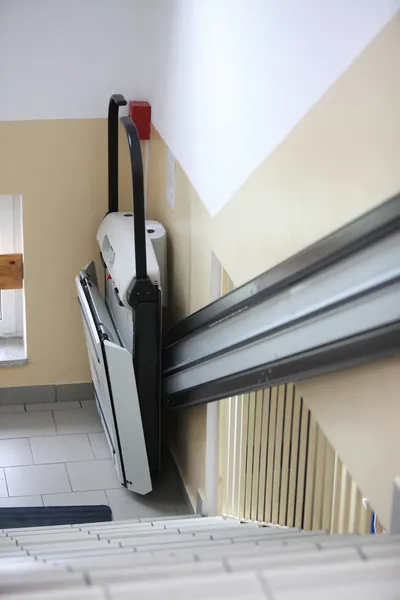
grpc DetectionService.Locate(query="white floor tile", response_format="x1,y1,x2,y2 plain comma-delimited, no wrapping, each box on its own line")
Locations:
5,464,71,496
54,407,103,434
0,412,56,439
43,490,109,507
89,433,112,460
30,434,94,464
66,460,120,491
105,488,179,521
0,468,8,497
0,405,25,414
25,401,81,412
0,439,33,467
0,495,43,507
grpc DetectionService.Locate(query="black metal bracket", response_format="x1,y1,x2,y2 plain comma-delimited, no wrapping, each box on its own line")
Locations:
128,278,159,309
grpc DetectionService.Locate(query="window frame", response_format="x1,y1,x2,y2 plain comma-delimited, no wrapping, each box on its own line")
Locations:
0,195,18,335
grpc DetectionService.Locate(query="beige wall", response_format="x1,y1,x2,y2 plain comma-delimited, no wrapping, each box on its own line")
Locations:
0,119,135,386
147,14,400,518
147,128,213,506
212,14,400,286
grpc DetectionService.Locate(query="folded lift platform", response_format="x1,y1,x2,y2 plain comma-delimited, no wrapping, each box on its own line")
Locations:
77,94,400,496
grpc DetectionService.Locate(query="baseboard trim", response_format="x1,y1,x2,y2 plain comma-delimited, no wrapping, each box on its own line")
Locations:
56,383,95,402
0,383,94,405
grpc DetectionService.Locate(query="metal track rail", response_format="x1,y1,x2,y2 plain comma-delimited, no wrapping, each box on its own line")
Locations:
163,194,400,409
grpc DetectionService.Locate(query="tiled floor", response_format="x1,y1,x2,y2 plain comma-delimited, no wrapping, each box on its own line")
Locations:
0,400,190,520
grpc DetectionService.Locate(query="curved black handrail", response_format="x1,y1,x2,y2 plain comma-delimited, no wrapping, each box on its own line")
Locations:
108,94,127,214
120,115,147,281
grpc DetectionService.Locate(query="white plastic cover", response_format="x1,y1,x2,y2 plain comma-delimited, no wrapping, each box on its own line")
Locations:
146,219,167,307
97,212,160,309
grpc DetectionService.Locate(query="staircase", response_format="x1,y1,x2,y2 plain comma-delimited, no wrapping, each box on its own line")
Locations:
1,515,400,598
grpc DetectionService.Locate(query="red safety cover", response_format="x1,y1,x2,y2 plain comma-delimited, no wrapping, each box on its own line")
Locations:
129,101,151,140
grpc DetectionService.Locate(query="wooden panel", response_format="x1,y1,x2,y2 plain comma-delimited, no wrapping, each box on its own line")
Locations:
218,398,228,515
250,389,264,520
321,442,336,531
352,487,363,534
271,385,285,523
232,395,243,517
312,426,327,530
0,253,23,289
264,386,278,523
257,388,270,522
279,384,293,525
348,479,358,533
342,468,353,533
226,397,236,516
238,393,250,519
338,466,352,533
294,399,308,528
244,392,256,519
331,456,342,533
287,387,301,527
302,414,317,530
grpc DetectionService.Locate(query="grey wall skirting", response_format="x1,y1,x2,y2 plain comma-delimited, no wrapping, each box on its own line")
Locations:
0,383,94,405
168,448,195,515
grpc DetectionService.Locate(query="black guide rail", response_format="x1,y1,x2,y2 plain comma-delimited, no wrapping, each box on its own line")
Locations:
108,94,127,214
163,193,400,410
166,324,400,409
164,193,400,349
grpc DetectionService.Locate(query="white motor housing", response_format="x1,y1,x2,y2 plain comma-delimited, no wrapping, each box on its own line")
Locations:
97,212,167,309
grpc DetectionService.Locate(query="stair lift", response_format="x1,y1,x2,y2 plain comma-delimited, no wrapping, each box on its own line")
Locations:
76,95,165,494
76,94,400,496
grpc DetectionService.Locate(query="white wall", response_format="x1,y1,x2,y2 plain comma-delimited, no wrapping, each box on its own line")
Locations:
1,0,398,215
147,0,399,215
0,0,148,121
